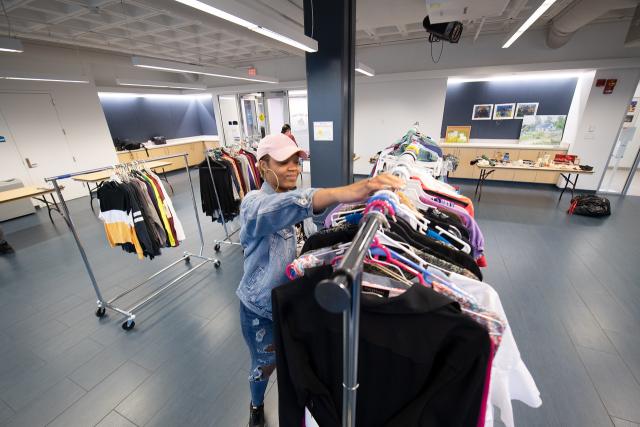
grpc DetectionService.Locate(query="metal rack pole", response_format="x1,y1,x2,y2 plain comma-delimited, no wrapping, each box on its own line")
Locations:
314,212,385,427
204,148,242,252
50,179,105,306
45,153,221,331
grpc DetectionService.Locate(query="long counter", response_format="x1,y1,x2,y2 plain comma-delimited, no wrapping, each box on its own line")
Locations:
441,142,570,150
442,145,570,184
115,135,220,172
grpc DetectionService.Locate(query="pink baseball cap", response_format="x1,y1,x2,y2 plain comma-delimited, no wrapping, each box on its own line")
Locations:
257,133,308,162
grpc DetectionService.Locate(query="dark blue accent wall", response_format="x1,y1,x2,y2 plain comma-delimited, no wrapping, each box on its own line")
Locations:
440,78,578,140
99,95,217,142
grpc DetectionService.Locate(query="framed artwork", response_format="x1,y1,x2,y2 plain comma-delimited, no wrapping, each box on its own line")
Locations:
515,102,539,118
493,103,515,120
519,115,567,145
628,99,637,113
471,104,493,120
445,125,471,143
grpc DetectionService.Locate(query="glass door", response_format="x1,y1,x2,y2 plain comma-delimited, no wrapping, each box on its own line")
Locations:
599,96,640,194
622,148,640,196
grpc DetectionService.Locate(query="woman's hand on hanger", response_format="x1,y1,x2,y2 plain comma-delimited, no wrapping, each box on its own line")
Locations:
312,173,405,213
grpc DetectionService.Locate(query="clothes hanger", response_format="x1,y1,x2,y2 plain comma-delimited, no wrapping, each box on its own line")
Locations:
330,204,366,226
434,225,471,254
364,262,413,287
366,249,408,279
368,240,427,286
373,190,466,251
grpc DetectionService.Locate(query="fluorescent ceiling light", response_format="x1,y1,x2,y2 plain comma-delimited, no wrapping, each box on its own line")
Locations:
0,36,23,53
502,0,558,48
98,92,210,99
1,76,88,83
132,56,278,84
173,0,317,53
355,62,375,77
252,26,316,53
448,71,585,84
116,78,206,90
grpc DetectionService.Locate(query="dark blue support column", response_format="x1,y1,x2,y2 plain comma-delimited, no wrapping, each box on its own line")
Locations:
304,0,356,187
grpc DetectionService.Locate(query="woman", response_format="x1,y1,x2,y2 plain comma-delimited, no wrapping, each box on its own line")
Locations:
238,133,403,427
281,123,297,145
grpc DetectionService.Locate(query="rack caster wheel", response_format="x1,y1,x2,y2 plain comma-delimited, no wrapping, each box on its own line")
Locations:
214,243,221,252
95,307,106,318
185,256,191,264
214,260,221,269
122,320,135,330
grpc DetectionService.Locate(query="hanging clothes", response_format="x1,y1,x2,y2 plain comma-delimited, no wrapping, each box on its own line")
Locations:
97,168,184,259
273,265,491,427
199,156,240,222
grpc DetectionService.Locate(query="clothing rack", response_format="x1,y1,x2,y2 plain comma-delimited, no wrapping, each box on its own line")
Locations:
204,147,243,252
314,210,388,427
45,153,221,331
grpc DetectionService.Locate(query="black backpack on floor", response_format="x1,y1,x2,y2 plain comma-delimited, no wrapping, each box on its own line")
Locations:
568,195,611,217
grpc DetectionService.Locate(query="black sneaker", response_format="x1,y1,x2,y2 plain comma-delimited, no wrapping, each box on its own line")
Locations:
0,242,14,255
249,403,265,427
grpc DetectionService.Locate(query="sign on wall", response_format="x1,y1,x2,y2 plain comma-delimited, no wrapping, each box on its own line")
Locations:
313,121,333,141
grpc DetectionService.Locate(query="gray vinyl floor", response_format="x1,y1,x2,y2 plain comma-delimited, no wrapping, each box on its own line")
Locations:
0,171,639,427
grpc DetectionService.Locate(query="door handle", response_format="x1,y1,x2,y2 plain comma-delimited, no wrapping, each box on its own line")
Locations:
25,158,38,168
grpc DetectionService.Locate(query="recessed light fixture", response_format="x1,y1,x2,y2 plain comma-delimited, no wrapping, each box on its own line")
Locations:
173,0,318,53
132,56,279,84
355,62,375,77
1,76,88,83
448,71,586,84
98,92,212,99
0,36,23,53
116,78,207,90
502,0,559,48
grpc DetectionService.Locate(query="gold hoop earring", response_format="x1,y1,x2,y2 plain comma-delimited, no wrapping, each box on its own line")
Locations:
265,168,280,192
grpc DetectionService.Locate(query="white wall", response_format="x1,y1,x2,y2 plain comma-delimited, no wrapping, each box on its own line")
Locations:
353,77,448,174
0,80,116,200
570,68,640,190
0,42,122,200
563,71,595,146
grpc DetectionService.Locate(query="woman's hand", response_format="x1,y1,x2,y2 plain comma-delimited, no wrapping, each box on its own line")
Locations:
312,173,405,212
337,173,405,203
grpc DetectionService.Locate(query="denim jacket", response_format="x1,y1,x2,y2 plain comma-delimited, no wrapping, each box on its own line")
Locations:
237,182,320,319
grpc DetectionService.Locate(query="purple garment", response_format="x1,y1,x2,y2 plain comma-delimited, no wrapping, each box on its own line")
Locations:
420,195,485,260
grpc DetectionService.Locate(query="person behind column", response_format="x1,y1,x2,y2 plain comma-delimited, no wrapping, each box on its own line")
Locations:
0,225,14,254
238,133,403,427
281,123,297,146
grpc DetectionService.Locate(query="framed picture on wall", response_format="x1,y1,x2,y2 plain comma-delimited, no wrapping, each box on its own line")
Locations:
445,126,472,143
519,115,567,145
515,102,539,118
471,104,493,120
493,103,516,120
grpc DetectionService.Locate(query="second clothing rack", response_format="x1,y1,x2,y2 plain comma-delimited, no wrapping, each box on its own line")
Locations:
45,153,220,331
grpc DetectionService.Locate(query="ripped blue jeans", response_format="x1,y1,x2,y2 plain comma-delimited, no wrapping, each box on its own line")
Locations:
240,302,276,406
